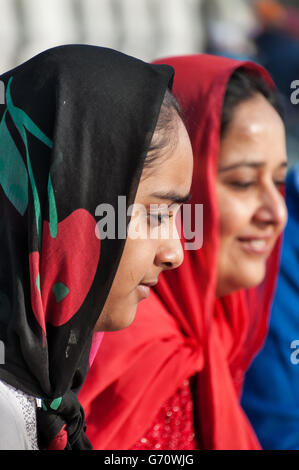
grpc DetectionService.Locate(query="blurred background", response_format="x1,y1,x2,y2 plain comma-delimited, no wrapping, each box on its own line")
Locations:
0,0,298,166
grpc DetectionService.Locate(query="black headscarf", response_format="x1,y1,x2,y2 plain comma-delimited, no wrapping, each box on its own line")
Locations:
0,44,173,449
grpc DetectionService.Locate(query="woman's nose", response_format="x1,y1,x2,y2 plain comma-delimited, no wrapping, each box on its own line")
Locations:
255,184,287,229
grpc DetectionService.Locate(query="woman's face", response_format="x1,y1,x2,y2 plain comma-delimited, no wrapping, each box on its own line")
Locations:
216,93,288,297
94,116,193,331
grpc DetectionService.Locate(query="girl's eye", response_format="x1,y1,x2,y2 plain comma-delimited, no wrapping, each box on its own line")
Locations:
148,212,172,227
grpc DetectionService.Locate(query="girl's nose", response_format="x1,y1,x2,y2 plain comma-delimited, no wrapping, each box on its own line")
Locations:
155,235,184,271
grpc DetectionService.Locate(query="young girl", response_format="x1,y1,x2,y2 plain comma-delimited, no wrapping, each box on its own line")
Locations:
0,44,193,450
79,54,288,450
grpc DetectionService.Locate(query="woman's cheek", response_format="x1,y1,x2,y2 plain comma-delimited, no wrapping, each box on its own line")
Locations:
218,194,250,238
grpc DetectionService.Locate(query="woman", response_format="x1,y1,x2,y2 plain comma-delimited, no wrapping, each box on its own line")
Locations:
79,54,288,450
0,45,193,450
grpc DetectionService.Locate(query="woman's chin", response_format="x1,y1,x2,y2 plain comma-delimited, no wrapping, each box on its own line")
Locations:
217,263,267,297
242,262,267,288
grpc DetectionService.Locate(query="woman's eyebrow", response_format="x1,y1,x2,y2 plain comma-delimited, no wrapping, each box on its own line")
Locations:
150,191,192,204
218,161,288,172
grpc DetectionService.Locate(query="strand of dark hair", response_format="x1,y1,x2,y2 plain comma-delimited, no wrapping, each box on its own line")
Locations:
221,67,284,138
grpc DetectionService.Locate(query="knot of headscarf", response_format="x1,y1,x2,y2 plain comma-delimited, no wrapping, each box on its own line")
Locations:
37,390,92,450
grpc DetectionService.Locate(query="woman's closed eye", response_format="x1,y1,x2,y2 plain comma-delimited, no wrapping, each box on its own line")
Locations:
228,179,286,190
229,181,256,189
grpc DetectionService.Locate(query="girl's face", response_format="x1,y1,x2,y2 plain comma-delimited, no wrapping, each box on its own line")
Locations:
94,116,193,331
216,93,288,297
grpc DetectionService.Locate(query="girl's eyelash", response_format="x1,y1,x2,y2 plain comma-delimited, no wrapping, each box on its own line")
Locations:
148,212,173,225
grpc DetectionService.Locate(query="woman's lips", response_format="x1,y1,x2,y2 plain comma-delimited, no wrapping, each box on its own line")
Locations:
237,236,273,255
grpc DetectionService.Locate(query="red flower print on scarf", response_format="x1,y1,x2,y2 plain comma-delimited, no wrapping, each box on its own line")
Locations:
29,208,101,333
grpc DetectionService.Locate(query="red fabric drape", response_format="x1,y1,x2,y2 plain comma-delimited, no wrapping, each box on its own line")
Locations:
79,54,283,450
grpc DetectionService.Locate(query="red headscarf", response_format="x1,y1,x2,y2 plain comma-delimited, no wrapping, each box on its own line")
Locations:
79,55,283,450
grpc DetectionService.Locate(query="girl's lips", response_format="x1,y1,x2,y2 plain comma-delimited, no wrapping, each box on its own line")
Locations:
136,284,150,299
237,237,273,255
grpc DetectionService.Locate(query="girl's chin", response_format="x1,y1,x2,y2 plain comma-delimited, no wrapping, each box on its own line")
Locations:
94,303,138,332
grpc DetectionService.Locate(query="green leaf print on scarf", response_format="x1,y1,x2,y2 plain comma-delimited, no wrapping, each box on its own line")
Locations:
52,282,70,303
0,110,28,215
3,77,58,246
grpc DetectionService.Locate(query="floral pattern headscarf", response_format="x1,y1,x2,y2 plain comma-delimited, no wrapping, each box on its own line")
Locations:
0,44,173,449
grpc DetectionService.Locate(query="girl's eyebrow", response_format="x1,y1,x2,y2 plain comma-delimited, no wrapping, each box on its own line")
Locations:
150,191,192,204
218,161,288,172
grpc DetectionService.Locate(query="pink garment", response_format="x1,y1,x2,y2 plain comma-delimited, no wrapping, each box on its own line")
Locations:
89,332,104,367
